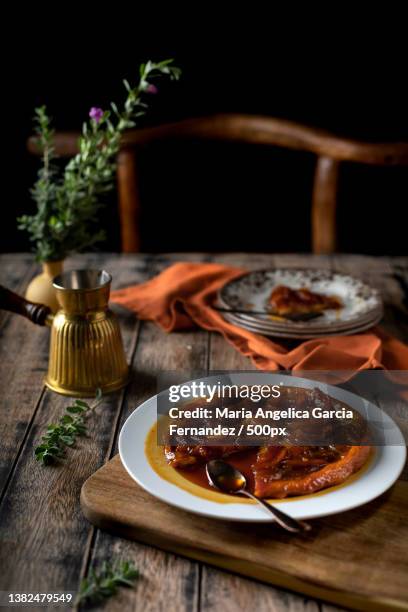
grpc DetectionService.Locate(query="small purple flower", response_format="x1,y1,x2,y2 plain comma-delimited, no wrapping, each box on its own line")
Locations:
146,83,158,95
89,107,104,123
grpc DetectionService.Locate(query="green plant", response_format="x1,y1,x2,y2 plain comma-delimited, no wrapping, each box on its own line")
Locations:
19,60,181,262
77,560,139,606
34,389,103,465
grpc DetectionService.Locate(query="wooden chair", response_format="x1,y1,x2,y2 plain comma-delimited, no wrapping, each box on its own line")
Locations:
28,114,408,254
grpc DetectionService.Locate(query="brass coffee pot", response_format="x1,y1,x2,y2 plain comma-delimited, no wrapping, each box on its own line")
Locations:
0,270,129,396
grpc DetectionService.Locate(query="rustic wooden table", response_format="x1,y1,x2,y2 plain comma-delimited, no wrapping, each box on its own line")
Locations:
1,252,407,612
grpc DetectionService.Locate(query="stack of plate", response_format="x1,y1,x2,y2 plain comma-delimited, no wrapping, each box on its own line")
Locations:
218,269,383,339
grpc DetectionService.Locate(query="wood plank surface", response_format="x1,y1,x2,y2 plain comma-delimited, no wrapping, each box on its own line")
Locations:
84,253,209,612
0,254,145,595
0,253,407,612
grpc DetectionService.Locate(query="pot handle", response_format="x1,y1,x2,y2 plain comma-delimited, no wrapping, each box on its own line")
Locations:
0,285,52,326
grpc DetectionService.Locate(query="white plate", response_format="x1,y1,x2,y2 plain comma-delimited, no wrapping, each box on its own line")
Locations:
119,373,406,523
222,311,383,339
223,305,383,332
219,269,383,331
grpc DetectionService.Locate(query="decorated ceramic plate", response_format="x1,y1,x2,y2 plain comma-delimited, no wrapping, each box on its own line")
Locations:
218,269,383,330
222,311,383,339
119,373,405,523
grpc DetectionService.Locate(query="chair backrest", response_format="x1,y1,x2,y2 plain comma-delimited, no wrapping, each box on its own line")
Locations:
28,114,408,254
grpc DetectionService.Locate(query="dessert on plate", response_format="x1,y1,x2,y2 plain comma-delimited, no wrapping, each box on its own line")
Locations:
269,285,343,318
164,386,370,499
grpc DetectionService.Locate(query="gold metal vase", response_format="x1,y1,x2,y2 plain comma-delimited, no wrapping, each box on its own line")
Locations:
0,269,129,397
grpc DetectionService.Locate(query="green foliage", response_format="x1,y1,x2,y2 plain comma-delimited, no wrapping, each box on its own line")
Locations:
19,60,181,262
34,389,102,465
77,560,139,605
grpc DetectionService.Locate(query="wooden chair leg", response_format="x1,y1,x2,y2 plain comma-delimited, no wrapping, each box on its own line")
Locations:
312,156,339,254
117,148,142,253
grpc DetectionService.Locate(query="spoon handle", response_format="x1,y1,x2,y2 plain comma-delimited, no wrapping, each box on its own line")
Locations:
239,490,311,533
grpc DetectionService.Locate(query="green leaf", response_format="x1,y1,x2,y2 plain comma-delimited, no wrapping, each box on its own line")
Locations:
61,415,73,424
67,405,85,414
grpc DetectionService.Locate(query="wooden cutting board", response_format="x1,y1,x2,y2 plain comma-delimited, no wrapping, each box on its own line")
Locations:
81,455,408,612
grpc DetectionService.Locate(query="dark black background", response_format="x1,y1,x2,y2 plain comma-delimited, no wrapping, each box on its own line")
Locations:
3,10,408,255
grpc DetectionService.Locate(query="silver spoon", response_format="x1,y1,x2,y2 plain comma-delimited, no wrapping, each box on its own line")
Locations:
206,459,311,533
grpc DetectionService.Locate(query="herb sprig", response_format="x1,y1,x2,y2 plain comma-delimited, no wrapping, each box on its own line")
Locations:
77,560,139,606
19,59,181,262
35,389,103,465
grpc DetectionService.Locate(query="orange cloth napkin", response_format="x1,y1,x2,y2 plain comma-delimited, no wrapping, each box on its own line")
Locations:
111,262,408,372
